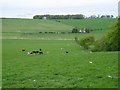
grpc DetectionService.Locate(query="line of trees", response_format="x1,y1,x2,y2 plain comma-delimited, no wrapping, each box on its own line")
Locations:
33,14,114,20
33,14,85,19
88,15,114,18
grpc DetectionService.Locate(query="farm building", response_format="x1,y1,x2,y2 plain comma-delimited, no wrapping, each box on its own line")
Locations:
43,16,47,20
79,28,90,33
79,28,87,33
72,28,90,33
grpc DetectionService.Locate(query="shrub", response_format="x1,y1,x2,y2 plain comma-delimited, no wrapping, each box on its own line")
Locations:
94,17,120,51
75,36,79,44
72,27,79,33
79,35,95,49
94,37,108,51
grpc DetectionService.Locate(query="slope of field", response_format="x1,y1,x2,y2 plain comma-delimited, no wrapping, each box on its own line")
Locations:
2,18,116,33
2,39,118,88
2,18,117,40
59,18,116,32
2,18,73,32
2,18,118,88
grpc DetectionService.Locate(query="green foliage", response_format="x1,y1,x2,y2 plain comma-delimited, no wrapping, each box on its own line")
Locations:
94,17,120,51
74,36,80,44
79,35,95,49
106,28,118,51
93,37,107,52
72,27,79,33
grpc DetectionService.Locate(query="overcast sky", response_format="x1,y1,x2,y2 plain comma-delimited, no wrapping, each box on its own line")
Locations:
0,0,119,18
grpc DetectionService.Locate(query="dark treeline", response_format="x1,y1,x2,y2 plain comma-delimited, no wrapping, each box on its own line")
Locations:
33,14,115,19
33,14,85,19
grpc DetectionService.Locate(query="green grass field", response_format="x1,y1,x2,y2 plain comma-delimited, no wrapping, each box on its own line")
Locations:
59,18,116,31
2,18,73,32
2,18,118,88
2,39,118,88
2,18,116,40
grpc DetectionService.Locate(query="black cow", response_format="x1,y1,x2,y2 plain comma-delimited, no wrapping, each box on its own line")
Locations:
32,51,39,54
39,51,43,54
22,48,25,52
30,52,33,54
29,49,43,55
66,51,69,53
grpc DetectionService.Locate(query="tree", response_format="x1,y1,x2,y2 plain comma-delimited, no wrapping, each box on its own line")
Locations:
79,35,95,49
33,14,85,19
75,37,79,44
94,17,120,51
72,27,79,33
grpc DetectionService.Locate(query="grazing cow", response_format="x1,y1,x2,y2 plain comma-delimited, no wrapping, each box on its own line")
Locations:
22,48,25,52
31,50,40,55
27,49,43,56
27,51,38,55
27,52,30,55
66,51,69,53
39,51,43,54
27,52,33,55
36,51,39,53
33,51,39,54
30,52,33,55
32,51,36,53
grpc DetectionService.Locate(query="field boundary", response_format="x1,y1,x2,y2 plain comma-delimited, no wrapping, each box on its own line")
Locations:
2,37,74,40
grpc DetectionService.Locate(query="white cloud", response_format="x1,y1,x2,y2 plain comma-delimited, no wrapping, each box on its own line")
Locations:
0,0,119,18
1,0,118,8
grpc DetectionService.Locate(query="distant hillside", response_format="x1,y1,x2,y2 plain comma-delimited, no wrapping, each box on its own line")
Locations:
2,18,73,33
59,18,116,32
2,18,116,33
2,18,117,40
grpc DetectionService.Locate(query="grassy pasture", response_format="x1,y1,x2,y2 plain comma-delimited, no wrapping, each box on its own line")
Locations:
59,18,116,32
2,18,116,41
2,18,73,32
2,18,118,88
2,32,104,41
2,39,118,88
2,18,116,33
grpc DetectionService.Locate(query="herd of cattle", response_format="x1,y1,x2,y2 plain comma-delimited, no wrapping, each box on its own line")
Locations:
22,48,69,55
22,48,43,55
